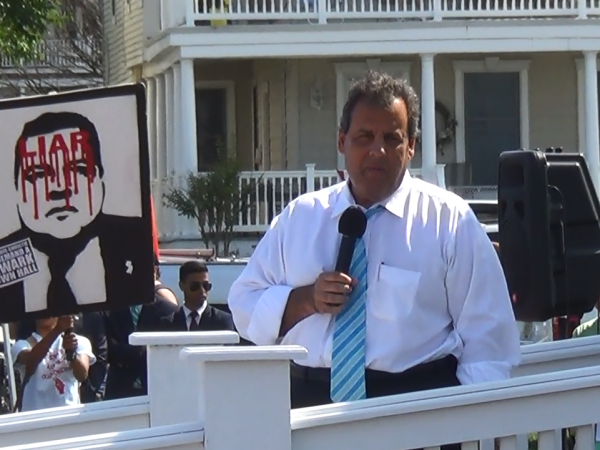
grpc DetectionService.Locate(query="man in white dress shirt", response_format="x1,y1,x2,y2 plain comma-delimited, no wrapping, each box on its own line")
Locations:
228,71,521,414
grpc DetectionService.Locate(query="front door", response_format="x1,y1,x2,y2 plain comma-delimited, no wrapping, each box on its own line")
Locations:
464,72,521,186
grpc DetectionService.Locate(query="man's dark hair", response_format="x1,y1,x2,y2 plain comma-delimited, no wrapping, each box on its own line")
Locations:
14,111,104,185
179,260,208,283
339,71,421,141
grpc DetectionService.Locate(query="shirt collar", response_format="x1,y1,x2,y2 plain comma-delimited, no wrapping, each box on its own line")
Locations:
183,303,208,320
331,171,414,220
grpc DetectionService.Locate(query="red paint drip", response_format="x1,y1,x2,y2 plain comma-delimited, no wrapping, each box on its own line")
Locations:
18,130,97,220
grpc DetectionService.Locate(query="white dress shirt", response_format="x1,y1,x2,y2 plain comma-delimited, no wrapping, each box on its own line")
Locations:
182,303,207,330
228,174,521,385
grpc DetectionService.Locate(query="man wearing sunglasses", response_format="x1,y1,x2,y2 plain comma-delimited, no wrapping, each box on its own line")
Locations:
158,261,235,332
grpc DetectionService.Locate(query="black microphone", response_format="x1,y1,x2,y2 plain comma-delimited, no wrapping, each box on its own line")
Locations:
335,206,368,274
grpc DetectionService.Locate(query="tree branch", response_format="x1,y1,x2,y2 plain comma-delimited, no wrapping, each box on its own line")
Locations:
0,0,104,96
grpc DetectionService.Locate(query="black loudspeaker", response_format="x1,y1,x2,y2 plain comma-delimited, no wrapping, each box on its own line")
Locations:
498,148,600,322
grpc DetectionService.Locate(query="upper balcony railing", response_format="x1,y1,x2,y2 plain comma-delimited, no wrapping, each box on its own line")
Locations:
0,39,98,69
176,0,600,25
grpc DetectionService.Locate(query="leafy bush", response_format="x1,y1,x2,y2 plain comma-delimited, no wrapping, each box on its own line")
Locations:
163,145,259,257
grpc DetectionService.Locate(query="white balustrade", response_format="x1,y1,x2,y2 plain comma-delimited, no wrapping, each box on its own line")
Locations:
0,396,149,448
0,331,237,446
8,342,600,450
153,163,447,238
168,0,600,27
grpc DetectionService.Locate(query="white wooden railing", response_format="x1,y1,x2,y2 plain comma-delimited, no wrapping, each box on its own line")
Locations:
0,39,98,69
168,0,600,26
152,163,447,240
6,334,600,450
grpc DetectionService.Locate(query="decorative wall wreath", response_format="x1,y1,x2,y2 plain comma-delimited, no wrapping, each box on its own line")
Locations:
418,101,458,156
434,101,457,155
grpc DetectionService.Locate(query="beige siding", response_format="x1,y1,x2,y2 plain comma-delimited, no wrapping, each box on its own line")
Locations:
281,53,579,170
103,0,145,85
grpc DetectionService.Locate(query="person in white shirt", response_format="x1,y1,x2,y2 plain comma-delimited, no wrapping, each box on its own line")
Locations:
228,71,521,415
12,315,95,412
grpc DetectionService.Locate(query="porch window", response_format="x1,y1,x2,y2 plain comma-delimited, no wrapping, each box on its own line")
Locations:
464,72,521,186
195,87,228,171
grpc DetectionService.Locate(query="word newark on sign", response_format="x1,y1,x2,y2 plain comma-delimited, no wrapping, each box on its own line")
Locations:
0,239,39,286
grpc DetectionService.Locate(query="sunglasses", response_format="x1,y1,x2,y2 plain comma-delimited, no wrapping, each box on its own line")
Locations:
189,281,212,292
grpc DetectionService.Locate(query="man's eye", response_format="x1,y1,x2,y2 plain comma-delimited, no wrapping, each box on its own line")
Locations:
25,168,45,183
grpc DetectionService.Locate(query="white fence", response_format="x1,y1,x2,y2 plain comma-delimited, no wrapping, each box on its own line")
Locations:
157,0,600,28
3,333,600,450
152,163,447,240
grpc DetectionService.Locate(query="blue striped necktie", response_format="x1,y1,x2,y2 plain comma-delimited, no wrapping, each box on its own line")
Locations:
330,205,383,403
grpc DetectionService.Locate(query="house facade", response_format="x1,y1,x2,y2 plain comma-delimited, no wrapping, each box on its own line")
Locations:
104,0,600,249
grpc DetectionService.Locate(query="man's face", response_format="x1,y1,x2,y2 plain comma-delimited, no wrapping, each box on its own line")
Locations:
338,98,415,206
16,127,103,239
180,271,211,305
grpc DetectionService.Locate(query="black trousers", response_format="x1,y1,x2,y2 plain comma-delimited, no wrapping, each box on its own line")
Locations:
290,354,461,450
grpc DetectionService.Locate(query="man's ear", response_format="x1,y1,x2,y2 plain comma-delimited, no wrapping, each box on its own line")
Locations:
178,281,184,292
337,130,346,156
407,136,416,160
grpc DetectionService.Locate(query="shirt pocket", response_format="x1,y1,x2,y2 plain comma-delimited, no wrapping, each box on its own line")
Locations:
370,263,422,321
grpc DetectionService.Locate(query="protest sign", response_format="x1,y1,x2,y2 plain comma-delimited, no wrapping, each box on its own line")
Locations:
0,84,154,323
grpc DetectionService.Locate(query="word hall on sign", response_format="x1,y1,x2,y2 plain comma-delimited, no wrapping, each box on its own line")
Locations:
0,238,39,287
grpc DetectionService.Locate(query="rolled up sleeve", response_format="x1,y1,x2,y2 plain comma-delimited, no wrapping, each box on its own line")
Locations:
445,208,521,385
228,210,294,346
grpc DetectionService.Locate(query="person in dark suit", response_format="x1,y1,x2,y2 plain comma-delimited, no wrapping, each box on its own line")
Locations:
137,255,180,332
158,261,235,332
0,111,154,323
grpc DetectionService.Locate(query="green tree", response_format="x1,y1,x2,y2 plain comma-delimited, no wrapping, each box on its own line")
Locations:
164,146,260,257
0,0,64,60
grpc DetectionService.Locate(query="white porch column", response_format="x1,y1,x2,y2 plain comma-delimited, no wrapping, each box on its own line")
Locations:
173,63,182,173
179,58,198,173
146,77,157,181
583,51,600,195
164,68,179,238
155,74,168,238
420,54,438,185
156,74,166,178
165,68,175,175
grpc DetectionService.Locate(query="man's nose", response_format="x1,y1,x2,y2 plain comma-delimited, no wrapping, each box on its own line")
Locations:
48,187,72,201
368,139,387,157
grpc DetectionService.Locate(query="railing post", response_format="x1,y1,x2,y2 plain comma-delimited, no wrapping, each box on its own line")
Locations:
129,331,239,427
186,0,196,25
180,345,307,450
317,0,328,23
433,0,442,21
436,164,446,189
577,0,587,19
306,163,316,193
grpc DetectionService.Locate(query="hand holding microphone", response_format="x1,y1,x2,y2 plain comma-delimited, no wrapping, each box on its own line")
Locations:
56,316,77,362
311,206,368,315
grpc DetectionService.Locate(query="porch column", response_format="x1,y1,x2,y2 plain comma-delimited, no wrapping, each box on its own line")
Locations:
165,68,175,175
583,51,600,195
164,68,179,238
420,53,438,185
146,77,157,181
156,74,166,178
173,63,182,173
155,74,168,239
179,58,198,173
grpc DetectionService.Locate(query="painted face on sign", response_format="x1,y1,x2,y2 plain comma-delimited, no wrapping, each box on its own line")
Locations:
16,127,104,239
